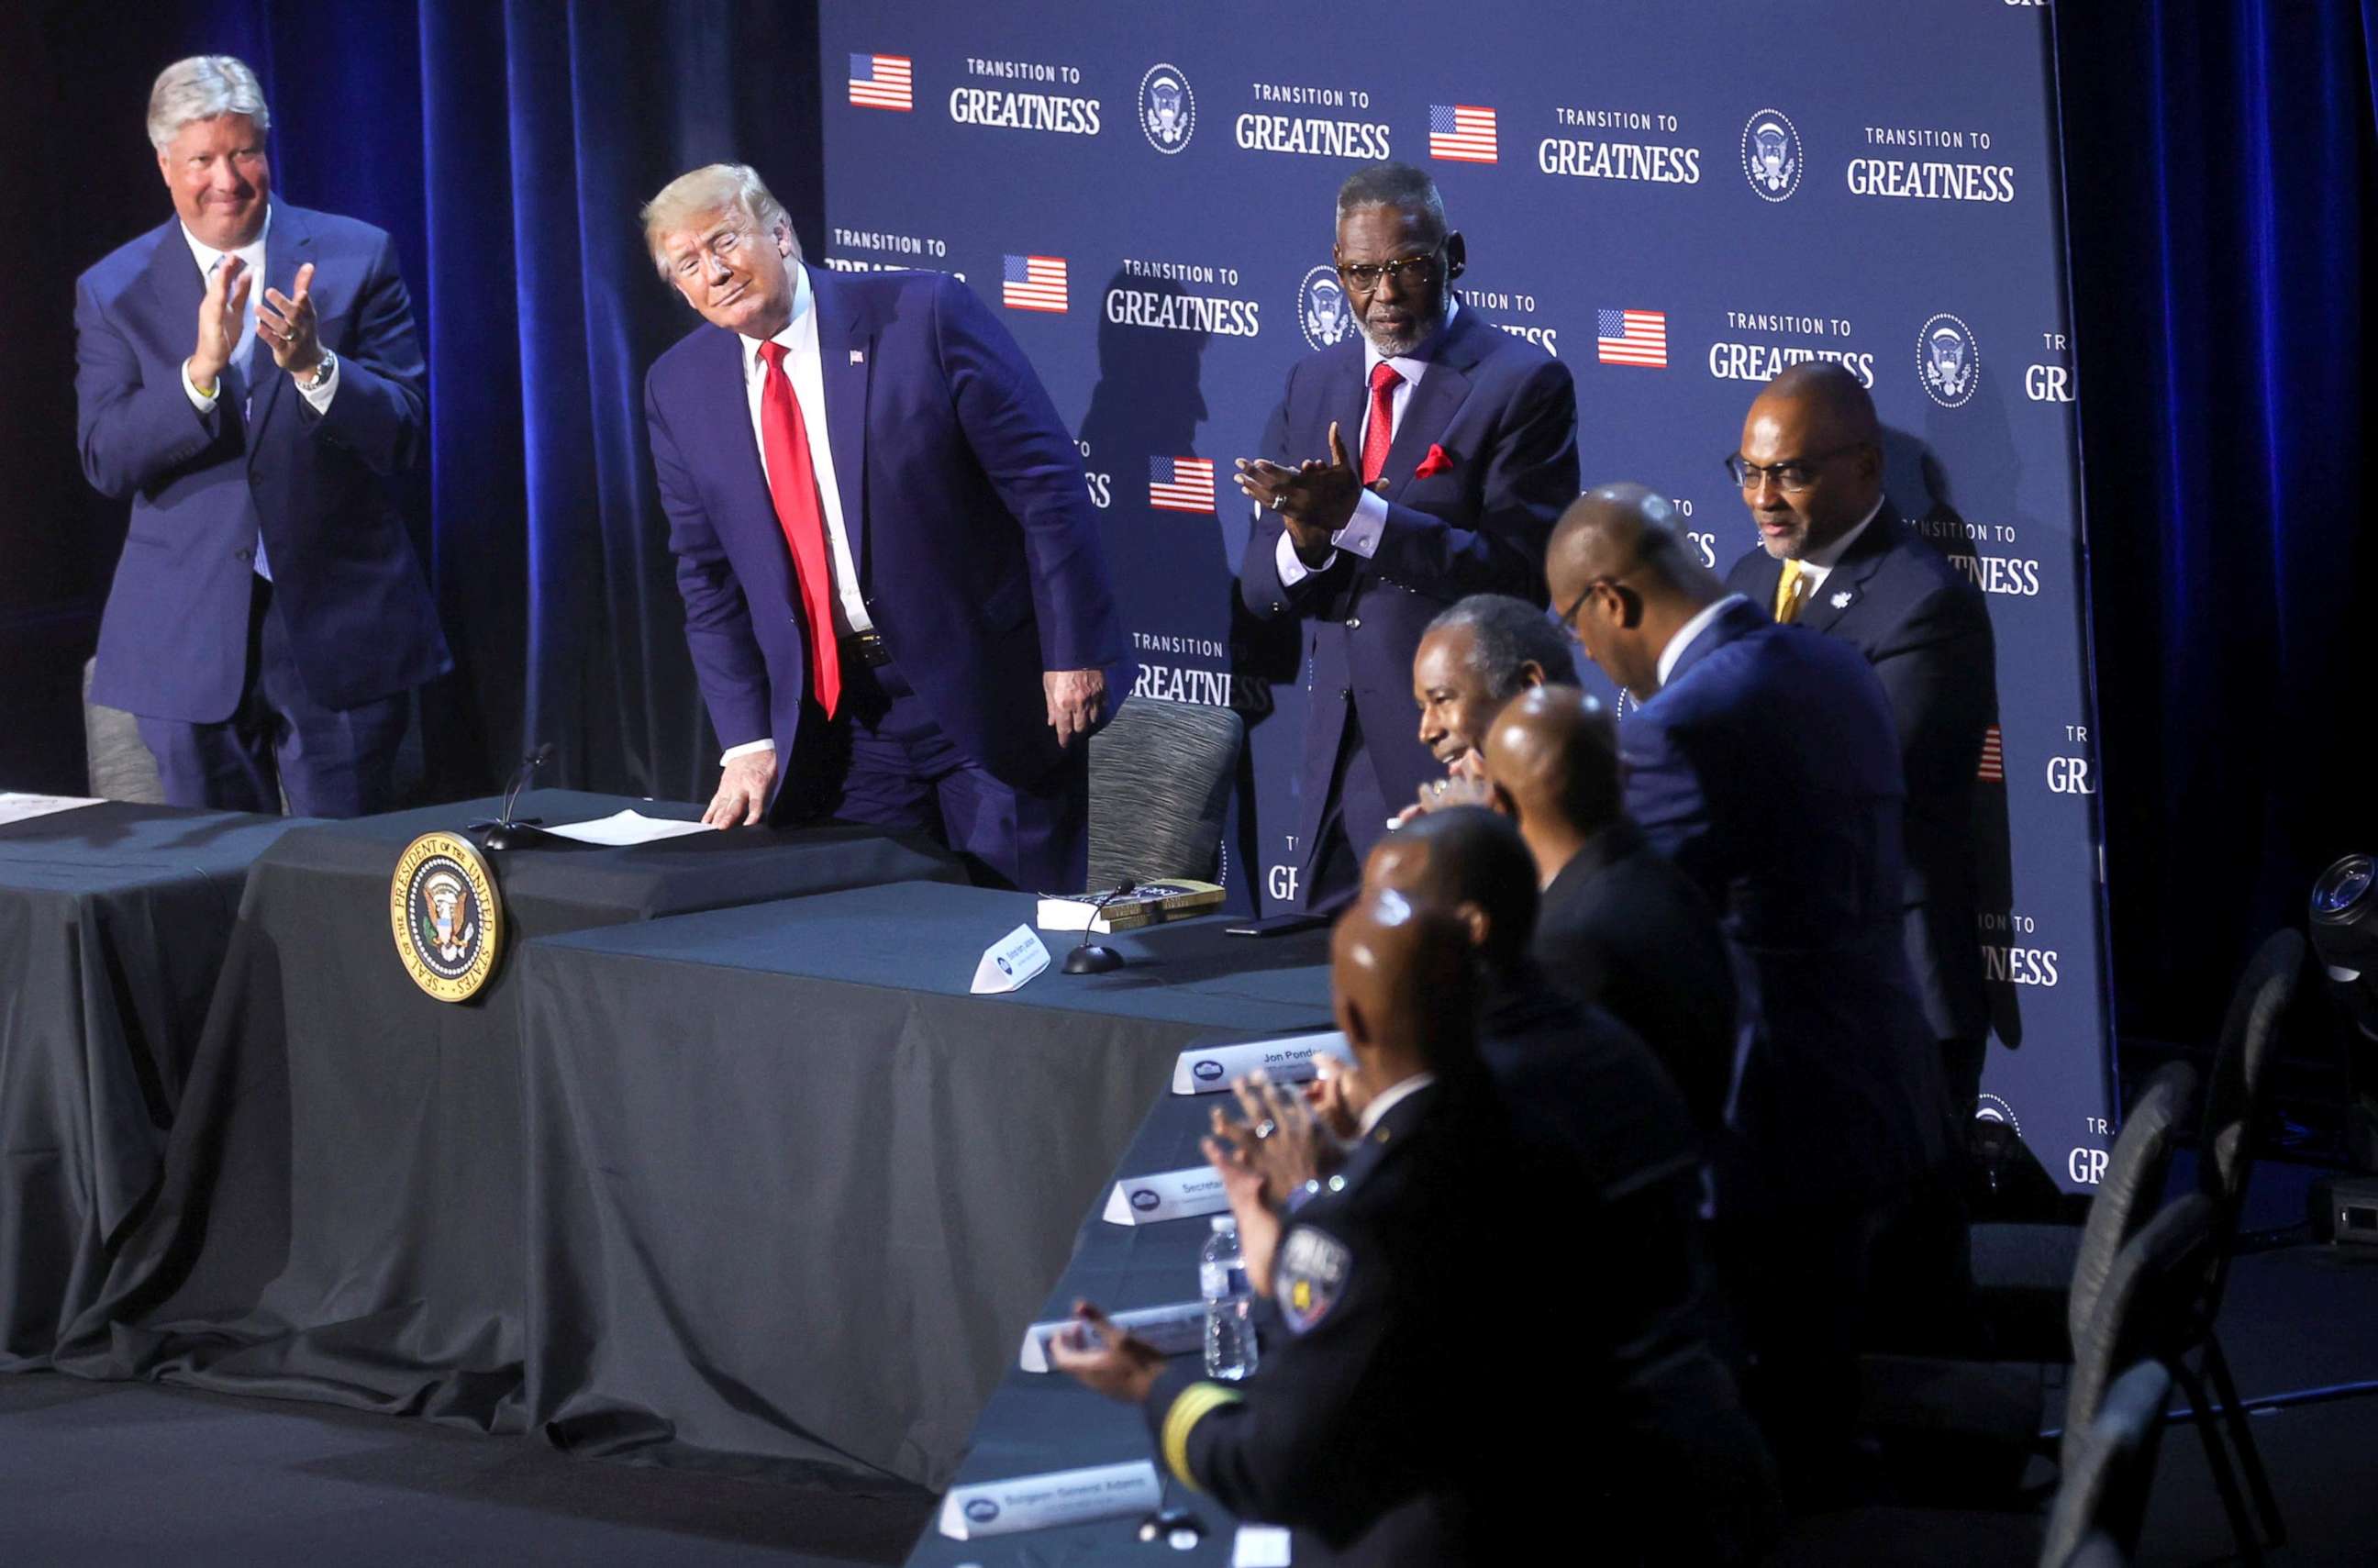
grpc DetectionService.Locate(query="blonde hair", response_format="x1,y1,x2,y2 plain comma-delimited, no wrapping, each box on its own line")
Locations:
149,55,270,150
639,163,793,277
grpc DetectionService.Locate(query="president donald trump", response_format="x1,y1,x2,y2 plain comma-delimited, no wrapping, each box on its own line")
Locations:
640,164,1124,888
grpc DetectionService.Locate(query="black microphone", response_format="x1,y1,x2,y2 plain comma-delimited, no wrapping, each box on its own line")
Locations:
1063,878,1137,974
498,743,554,828
472,743,567,851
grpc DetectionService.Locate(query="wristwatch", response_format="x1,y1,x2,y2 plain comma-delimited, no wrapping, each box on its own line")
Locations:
302,348,337,388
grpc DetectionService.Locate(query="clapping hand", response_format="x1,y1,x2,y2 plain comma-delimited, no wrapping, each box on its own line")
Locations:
257,261,325,380
1234,421,1364,562
187,254,251,393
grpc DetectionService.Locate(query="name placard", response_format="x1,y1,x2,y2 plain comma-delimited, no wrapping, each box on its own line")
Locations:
1103,1165,1230,1226
937,1459,1163,1540
1018,1299,1206,1372
971,923,1050,995
1171,1030,1350,1095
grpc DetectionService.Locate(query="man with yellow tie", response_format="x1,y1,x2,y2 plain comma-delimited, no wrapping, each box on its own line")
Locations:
1721,363,1999,1116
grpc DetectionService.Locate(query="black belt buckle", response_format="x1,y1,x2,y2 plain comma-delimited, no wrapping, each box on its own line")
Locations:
843,629,892,668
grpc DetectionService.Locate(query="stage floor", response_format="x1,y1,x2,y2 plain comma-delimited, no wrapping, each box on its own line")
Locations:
3,1219,2372,1567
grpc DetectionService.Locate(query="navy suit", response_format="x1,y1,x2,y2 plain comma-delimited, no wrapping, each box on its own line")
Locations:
74,205,447,813
1239,306,1575,908
644,265,1124,886
1624,597,1970,1495
1725,505,1996,1106
1622,597,1954,1208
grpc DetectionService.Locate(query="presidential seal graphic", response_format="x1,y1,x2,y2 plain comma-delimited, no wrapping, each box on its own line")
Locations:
1297,263,1355,352
1976,1093,2022,1138
391,831,504,1002
1917,312,1980,407
1139,63,1195,153
1741,109,1802,201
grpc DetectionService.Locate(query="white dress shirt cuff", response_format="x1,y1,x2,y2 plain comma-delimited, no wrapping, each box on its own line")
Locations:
1334,490,1389,559
1273,525,1336,586
719,740,776,765
297,356,339,412
183,361,222,413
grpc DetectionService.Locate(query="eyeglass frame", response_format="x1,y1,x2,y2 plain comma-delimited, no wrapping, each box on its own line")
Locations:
1559,571,1638,634
1334,246,1446,295
1721,440,1872,495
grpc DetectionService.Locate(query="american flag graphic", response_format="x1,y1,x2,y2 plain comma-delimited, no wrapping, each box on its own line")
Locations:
1595,309,1668,368
1002,254,1068,313
1977,723,2006,783
1148,456,1216,513
1428,105,1498,163
847,54,913,111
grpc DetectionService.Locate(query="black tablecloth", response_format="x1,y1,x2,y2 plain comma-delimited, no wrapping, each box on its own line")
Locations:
903,1082,1249,1565
515,882,1332,1488
0,803,303,1370
53,791,961,1430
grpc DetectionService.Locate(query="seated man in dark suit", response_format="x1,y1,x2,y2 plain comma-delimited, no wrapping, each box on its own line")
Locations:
1357,808,1779,1564
1547,482,1967,1504
1724,362,1997,1115
1387,592,1575,826
1052,893,1535,1562
1474,684,1740,1133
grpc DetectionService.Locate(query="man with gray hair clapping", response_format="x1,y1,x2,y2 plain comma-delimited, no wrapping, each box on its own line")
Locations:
75,55,447,816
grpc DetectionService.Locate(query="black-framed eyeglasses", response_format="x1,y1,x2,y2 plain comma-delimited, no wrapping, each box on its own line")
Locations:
1336,250,1441,293
1722,442,1866,494
1559,576,1624,632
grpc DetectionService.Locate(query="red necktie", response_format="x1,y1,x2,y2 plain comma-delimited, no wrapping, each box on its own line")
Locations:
756,341,842,718
1361,361,1401,485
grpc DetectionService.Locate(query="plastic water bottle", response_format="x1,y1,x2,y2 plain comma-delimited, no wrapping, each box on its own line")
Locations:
1200,1216,1259,1380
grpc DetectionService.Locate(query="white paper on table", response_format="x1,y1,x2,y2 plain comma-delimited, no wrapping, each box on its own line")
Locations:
540,809,718,846
0,793,104,826
1234,1525,1295,1566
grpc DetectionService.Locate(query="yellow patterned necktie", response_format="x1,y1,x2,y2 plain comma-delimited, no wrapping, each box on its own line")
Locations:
1774,558,1806,624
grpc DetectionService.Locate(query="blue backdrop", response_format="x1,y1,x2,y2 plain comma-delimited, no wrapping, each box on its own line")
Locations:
817,0,2115,1183
9,2,2373,1170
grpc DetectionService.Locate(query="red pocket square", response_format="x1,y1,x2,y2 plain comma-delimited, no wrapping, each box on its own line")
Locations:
1414,443,1454,480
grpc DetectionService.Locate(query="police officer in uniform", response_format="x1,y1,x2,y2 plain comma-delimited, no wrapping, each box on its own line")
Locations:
1053,892,1530,1562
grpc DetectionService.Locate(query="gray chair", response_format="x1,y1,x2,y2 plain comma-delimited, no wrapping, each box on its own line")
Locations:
81,656,166,803
1972,1062,2199,1360
2174,928,2304,1559
2039,1361,2172,1568
1083,697,1242,892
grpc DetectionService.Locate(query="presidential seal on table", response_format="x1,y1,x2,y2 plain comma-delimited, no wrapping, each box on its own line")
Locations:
391,830,504,1001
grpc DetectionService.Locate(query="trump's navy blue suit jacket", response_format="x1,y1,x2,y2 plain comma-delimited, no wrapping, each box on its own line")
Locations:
74,205,448,721
1239,306,1576,891
1623,597,1955,1209
643,265,1125,793
1725,504,1995,1045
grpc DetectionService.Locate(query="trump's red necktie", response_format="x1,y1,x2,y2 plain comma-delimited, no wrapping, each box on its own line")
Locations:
1361,361,1401,485
756,341,841,717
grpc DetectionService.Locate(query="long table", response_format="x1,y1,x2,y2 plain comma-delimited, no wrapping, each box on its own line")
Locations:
0,803,304,1369
52,792,961,1432
514,882,1333,1488
903,1079,1255,1565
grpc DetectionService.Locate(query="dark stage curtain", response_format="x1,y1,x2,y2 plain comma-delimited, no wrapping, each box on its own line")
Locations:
2056,2,2378,1048
7,0,822,804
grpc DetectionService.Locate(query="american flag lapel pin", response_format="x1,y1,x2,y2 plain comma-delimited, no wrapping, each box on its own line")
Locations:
850,349,866,365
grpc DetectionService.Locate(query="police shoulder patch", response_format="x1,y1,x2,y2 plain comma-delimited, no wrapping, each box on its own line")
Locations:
1275,1224,1353,1335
